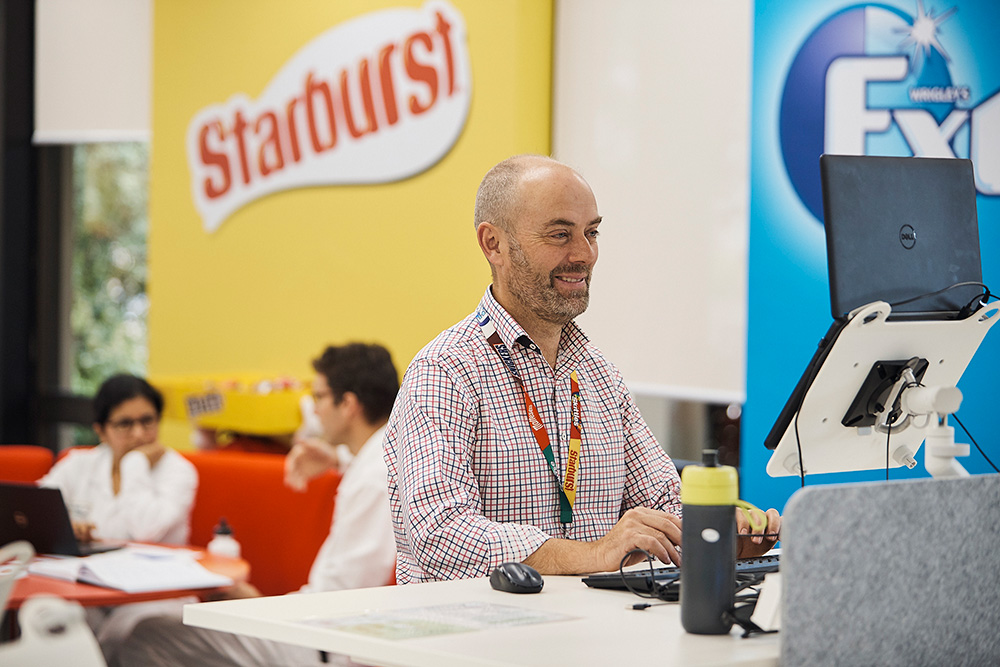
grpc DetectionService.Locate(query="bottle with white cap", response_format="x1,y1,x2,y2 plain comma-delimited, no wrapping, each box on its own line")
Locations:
206,517,241,559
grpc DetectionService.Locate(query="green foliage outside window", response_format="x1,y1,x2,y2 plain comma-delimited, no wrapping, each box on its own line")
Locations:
70,143,150,398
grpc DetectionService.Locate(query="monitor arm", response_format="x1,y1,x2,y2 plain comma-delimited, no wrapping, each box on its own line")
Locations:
896,369,970,478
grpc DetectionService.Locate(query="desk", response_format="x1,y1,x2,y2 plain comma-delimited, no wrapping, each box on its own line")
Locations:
7,549,249,610
184,575,779,667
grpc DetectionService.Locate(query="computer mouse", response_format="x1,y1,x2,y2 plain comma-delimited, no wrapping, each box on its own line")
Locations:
489,562,544,594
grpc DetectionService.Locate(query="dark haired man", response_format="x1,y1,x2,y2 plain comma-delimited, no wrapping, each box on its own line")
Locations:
384,155,780,584
119,343,400,667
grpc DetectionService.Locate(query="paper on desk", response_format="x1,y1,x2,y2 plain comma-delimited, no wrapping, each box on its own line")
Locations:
294,602,576,640
28,547,233,593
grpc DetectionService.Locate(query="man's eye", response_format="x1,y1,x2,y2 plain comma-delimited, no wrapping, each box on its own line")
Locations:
587,230,600,239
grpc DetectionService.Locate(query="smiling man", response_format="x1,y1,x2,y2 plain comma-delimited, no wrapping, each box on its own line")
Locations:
384,155,780,584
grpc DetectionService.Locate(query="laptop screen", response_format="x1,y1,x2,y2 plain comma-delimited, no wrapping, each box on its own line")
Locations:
0,482,122,556
821,154,983,319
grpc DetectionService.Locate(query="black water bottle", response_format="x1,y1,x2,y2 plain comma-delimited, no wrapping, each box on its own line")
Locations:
680,449,737,634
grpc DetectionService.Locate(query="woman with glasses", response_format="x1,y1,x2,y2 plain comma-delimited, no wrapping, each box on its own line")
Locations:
38,374,199,662
39,374,197,546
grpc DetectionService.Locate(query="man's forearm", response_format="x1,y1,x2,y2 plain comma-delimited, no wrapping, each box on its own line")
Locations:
522,537,601,575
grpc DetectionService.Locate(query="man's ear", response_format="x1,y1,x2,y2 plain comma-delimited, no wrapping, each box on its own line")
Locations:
477,221,504,267
339,391,362,418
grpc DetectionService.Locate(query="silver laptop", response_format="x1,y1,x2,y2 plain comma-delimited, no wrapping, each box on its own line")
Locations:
821,154,983,320
0,482,124,556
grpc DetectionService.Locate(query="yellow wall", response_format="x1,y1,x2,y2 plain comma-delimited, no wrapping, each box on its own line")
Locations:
149,1,552,442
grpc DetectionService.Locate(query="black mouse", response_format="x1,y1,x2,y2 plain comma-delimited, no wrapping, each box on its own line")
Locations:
489,562,544,594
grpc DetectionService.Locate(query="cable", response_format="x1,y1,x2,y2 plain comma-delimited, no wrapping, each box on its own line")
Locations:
618,549,670,601
952,413,999,473
888,281,990,309
791,324,849,488
885,417,891,481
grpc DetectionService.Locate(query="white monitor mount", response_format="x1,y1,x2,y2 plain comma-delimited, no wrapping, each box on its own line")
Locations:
850,360,969,478
766,300,998,479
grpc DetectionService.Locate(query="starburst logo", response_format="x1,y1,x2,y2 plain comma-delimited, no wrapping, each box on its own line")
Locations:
186,2,471,233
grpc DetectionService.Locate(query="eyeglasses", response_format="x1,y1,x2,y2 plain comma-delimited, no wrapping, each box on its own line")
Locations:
107,415,159,432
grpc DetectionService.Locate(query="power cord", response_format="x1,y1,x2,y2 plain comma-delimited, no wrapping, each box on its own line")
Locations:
618,549,679,603
889,281,992,312
620,549,779,638
952,413,999,473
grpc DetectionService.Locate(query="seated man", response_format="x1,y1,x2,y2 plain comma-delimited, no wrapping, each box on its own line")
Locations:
384,155,780,583
118,342,399,667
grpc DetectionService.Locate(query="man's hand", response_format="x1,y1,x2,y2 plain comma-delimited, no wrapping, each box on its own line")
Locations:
736,506,781,558
200,580,262,602
594,507,683,569
284,436,339,492
524,507,682,575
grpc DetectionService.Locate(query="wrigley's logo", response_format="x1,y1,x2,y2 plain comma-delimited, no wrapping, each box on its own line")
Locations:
187,2,471,232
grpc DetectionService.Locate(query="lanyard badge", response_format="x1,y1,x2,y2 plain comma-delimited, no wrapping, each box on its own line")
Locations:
477,309,581,523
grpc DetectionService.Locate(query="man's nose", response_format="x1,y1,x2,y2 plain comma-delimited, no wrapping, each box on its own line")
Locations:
567,233,597,264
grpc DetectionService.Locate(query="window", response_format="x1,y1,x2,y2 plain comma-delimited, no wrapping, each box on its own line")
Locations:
68,143,150,397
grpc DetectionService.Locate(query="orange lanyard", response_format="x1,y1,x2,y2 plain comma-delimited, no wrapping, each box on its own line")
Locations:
477,308,581,523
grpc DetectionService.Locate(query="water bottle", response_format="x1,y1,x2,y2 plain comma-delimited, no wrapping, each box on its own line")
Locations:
680,449,737,634
207,517,241,558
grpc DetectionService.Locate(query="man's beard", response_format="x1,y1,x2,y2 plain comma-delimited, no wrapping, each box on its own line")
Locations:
505,237,591,325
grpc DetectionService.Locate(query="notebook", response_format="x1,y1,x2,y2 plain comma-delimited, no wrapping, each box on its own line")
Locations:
821,154,983,320
0,482,124,557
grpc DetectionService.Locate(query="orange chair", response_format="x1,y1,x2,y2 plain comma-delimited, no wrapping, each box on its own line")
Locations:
181,450,340,596
0,445,55,483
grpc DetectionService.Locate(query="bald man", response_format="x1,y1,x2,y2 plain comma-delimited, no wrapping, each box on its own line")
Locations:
384,155,780,584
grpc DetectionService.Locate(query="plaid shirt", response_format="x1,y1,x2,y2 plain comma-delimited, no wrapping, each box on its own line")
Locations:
384,288,681,583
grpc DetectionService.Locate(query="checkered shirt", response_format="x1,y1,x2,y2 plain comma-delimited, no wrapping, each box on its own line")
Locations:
384,288,681,583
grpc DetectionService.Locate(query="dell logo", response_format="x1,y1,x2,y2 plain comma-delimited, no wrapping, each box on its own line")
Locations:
899,224,917,249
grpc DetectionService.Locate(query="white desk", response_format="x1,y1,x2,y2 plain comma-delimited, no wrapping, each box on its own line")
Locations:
184,574,779,667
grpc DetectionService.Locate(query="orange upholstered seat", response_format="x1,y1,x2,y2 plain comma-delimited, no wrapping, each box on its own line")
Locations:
0,445,55,483
181,450,340,596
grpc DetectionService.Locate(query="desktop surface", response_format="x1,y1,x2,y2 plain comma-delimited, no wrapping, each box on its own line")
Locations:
184,574,779,667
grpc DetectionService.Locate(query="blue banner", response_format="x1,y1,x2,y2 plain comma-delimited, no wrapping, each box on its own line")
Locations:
744,0,1000,511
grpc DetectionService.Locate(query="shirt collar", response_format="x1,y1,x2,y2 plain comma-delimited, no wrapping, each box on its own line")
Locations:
477,287,591,365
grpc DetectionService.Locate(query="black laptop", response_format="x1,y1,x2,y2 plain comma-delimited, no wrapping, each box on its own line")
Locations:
0,482,124,556
821,154,983,320
765,155,984,451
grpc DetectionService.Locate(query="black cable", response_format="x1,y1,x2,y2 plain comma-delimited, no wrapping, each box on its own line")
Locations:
952,413,1000,473
885,414,892,481
726,574,778,638
888,281,990,309
789,314,861,487
793,410,806,488
618,549,663,600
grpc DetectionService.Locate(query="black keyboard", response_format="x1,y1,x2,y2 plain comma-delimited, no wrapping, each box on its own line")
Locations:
581,554,780,594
